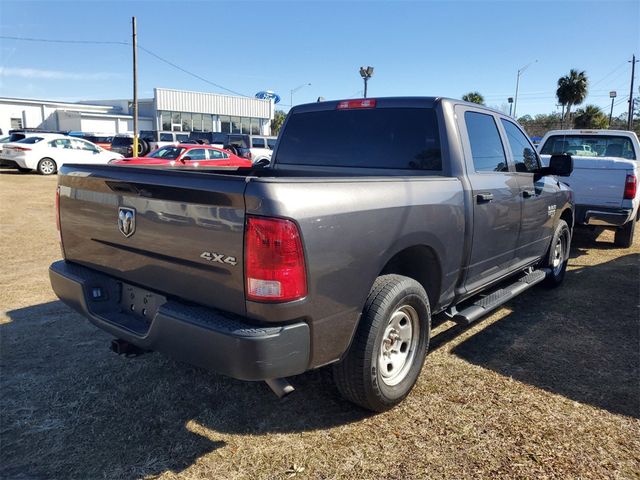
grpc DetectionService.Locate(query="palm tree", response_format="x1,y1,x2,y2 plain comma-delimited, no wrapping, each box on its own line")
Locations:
270,110,287,135
573,105,608,129
462,92,485,105
556,69,588,125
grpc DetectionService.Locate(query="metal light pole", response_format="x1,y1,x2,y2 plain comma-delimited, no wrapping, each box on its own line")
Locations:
290,83,311,109
359,66,374,98
508,97,514,116
628,54,638,130
513,60,537,118
609,91,617,128
132,16,138,156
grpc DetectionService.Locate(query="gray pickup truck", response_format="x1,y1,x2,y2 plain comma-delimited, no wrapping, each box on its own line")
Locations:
50,97,574,411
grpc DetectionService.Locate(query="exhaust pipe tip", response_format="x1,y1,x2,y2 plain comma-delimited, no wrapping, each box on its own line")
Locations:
265,378,295,399
110,338,148,357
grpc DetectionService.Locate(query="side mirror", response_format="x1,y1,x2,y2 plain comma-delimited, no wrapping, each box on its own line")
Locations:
548,153,573,176
182,156,191,161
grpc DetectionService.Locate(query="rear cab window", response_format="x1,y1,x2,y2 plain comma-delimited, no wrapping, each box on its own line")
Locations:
540,134,636,160
275,106,442,171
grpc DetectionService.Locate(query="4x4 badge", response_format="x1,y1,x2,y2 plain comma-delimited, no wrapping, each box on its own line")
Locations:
118,207,136,237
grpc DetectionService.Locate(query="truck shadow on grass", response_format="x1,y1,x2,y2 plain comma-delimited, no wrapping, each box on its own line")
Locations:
439,248,639,420
1,302,368,479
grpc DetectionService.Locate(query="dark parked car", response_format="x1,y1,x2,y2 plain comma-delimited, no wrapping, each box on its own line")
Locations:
50,97,574,411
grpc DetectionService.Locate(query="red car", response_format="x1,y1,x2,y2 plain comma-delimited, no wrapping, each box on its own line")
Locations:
110,144,253,168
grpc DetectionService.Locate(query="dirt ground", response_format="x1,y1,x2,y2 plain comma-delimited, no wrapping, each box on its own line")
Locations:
1,171,638,480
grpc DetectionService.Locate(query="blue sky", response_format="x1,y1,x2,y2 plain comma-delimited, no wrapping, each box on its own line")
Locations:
0,0,638,117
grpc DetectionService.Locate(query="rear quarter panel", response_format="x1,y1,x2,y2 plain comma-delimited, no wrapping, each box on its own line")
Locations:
244,176,465,367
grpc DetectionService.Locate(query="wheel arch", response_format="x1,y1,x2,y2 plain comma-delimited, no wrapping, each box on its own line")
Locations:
378,244,442,313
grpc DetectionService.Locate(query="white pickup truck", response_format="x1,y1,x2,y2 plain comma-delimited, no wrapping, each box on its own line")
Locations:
538,129,639,247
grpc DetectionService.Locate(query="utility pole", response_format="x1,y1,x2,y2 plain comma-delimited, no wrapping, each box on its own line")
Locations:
628,54,638,131
132,16,139,156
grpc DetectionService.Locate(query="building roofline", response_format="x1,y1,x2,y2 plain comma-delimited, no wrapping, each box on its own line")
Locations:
0,96,116,110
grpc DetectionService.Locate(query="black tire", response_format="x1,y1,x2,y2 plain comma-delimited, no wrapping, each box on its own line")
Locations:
333,274,431,412
542,219,571,288
137,139,150,156
37,158,57,175
224,144,239,156
614,219,636,248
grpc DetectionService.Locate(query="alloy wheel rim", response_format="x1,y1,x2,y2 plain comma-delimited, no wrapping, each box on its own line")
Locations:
552,232,566,275
41,160,55,174
378,304,420,386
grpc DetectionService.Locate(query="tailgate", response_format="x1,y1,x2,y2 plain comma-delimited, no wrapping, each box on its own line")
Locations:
58,165,248,316
542,155,635,207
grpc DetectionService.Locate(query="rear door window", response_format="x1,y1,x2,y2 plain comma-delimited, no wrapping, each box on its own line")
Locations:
275,108,442,170
500,119,540,172
208,149,226,160
252,138,265,148
185,148,207,160
464,112,508,172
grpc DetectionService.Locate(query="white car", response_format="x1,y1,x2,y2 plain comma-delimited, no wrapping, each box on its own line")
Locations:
0,134,123,175
249,135,277,164
538,129,639,247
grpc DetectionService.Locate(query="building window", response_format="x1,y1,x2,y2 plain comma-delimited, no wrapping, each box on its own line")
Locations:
171,112,181,131
192,113,202,132
202,114,213,132
231,116,241,134
161,111,171,131
240,117,251,134
181,112,192,132
220,116,231,133
250,118,260,135
10,117,23,130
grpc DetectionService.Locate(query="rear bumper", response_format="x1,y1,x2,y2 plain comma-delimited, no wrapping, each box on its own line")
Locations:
577,205,633,227
49,260,310,381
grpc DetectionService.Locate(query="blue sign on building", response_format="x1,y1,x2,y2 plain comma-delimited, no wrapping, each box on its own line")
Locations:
255,91,281,104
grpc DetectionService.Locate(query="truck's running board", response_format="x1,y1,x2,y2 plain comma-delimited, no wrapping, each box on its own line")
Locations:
453,269,549,325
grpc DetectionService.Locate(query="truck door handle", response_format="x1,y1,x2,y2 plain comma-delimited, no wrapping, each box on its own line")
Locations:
476,193,494,203
522,189,535,198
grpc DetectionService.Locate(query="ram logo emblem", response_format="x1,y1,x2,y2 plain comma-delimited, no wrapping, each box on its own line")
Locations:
118,207,136,237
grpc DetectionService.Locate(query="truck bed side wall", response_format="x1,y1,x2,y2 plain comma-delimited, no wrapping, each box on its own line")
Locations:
244,177,465,367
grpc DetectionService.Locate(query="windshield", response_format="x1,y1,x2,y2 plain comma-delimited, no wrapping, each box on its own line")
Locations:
539,134,636,160
275,107,442,170
147,146,185,159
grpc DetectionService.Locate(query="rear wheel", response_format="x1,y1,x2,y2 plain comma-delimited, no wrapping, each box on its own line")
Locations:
542,219,571,288
333,274,431,412
614,219,636,248
37,158,57,175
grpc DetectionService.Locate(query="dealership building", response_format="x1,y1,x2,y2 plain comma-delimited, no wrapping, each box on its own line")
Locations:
0,87,275,137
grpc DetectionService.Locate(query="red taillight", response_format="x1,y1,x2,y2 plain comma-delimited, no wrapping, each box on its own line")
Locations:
336,99,377,110
624,174,637,200
245,216,307,302
12,146,31,151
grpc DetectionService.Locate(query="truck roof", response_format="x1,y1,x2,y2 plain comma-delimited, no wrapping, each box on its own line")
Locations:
542,129,638,137
290,96,508,116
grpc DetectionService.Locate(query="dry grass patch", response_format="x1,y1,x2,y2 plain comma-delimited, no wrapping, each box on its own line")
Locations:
1,171,638,479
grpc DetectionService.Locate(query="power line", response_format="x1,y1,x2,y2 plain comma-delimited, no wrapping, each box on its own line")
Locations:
137,45,248,97
0,34,249,98
0,35,128,45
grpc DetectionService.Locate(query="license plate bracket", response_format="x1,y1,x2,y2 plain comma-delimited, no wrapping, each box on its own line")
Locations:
120,283,167,323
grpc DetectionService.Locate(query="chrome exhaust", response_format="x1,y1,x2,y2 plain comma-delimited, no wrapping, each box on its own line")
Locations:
265,378,295,398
